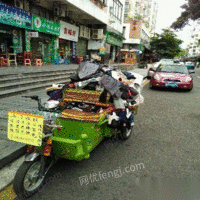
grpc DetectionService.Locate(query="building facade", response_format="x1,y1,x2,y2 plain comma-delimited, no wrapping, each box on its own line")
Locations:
0,0,125,65
188,22,200,57
122,0,158,61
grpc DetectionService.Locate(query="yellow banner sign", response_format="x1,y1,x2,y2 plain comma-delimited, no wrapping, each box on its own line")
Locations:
7,111,44,146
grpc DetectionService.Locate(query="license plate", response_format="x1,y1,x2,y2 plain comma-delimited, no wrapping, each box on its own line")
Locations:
165,83,178,88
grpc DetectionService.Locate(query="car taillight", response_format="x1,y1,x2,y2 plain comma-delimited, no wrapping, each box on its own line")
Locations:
27,145,35,152
43,145,52,156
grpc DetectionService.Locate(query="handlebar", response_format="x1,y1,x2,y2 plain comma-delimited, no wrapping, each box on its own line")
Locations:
22,95,60,112
22,95,45,111
22,95,39,101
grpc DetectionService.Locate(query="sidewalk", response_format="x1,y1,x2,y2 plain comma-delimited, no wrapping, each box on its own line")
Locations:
0,63,147,193
0,63,79,75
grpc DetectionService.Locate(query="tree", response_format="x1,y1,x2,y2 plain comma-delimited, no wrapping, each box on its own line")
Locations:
150,29,183,59
178,48,189,59
171,0,200,30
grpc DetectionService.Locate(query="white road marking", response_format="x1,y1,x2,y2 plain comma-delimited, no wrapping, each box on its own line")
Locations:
197,76,200,79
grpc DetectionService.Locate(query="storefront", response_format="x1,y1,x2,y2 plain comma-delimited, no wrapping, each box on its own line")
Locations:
76,38,87,57
106,31,123,62
88,39,105,62
0,2,32,57
30,15,60,64
59,21,79,63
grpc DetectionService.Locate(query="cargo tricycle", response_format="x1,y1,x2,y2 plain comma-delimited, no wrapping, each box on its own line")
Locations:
7,63,142,198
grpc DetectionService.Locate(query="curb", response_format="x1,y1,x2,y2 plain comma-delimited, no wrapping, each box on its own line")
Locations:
0,145,26,170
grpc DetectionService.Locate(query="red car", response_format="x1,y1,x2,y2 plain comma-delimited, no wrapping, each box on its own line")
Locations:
149,64,193,91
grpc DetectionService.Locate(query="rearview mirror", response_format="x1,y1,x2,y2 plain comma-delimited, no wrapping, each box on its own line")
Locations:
146,76,152,80
149,68,155,72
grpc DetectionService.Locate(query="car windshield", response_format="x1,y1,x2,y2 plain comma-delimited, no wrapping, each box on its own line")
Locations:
156,65,189,74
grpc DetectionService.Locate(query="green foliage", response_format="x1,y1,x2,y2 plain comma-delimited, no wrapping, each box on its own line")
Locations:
171,0,200,30
150,29,183,59
178,48,189,58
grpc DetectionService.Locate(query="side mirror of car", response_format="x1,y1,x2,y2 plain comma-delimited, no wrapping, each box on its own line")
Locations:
149,68,155,72
146,76,152,80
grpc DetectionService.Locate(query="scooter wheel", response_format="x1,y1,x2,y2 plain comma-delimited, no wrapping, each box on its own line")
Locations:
13,158,45,199
120,126,133,140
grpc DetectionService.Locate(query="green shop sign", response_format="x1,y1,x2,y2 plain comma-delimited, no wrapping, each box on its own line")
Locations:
139,44,144,52
32,15,60,36
106,32,123,47
0,2,32,29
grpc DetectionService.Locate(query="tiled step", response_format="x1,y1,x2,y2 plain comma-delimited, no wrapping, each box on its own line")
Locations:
0,77,70,98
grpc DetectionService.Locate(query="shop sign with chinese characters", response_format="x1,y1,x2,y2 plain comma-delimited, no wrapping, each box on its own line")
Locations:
0,2,32,29
60,21,79,42
106,32,123,47
32,15,60,36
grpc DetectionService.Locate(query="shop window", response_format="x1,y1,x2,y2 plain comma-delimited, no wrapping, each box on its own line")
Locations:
111,0,123,22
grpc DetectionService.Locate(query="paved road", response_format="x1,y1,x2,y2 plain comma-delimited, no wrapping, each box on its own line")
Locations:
26,69,200,199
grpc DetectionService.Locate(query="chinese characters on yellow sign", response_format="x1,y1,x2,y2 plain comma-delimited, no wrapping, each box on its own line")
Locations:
7,111,44,146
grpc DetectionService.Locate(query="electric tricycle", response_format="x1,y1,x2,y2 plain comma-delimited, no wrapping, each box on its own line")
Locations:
7,63,142,199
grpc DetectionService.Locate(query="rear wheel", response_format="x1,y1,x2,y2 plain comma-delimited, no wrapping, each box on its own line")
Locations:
120,126,133,140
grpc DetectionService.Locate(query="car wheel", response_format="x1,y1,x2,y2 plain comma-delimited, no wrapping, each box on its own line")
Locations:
188,85,193,91
149,82,154,89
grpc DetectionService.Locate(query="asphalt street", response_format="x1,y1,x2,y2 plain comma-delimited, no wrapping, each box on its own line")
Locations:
24,68,200,200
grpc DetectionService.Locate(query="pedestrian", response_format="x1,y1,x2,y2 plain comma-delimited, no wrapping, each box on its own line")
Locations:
196,61,199,68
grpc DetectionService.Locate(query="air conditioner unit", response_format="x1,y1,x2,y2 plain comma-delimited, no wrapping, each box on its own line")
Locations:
92,29,103,40
86,27,91,39
79,26,90,39
79,26,85,38
54,7,60,16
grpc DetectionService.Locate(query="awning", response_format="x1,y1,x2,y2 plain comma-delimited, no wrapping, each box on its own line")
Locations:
120,49,142,54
